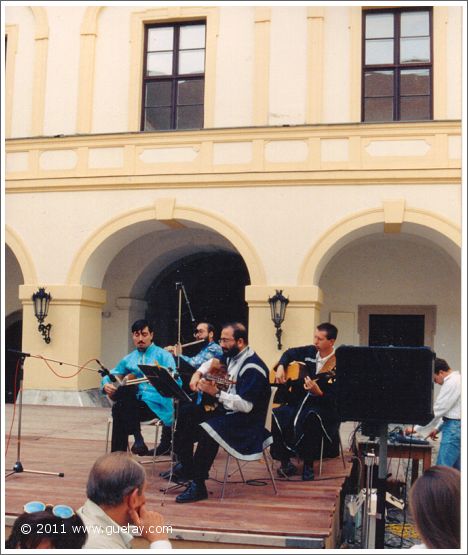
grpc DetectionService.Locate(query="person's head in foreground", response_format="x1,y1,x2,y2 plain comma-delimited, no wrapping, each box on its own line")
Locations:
409,465,460,549
6,503,87,549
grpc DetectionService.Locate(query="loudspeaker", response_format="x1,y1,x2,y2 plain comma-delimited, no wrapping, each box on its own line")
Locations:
335,345,434,425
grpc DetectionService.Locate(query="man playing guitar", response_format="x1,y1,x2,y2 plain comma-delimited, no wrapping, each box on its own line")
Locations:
271,322,340,481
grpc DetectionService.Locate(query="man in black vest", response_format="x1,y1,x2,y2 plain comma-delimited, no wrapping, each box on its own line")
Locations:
163,322,272,503
271,322,340,481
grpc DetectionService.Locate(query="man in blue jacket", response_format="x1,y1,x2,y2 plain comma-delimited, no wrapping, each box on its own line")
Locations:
102,319,178,456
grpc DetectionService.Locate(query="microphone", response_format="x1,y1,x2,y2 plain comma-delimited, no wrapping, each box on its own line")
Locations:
7,349,31,357
96,359,117,382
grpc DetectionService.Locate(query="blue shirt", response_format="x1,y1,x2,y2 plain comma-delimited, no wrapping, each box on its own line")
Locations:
180,341,223,369
101,343,178,426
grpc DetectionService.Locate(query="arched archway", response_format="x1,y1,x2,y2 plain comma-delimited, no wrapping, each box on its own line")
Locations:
73,203,259,367
67,202,266,287
299,206,461,286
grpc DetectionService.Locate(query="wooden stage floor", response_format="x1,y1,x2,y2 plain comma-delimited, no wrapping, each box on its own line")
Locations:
5,405,354,549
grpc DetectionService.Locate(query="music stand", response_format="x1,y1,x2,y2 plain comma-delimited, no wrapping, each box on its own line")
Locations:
138,365,192,498
6,351,64,479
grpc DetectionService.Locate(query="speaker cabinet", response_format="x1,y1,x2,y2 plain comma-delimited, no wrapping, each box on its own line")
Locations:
335,346,434,425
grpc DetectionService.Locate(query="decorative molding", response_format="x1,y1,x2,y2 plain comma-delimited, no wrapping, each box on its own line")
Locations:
253,7,271,126
5,121,461,192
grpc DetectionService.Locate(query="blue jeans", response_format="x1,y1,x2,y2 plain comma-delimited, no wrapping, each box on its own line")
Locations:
436,419,461,470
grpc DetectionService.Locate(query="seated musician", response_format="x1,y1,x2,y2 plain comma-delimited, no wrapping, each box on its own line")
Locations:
102,319,179,457
163,322,272,503
271,322,340,481
164,321,223,392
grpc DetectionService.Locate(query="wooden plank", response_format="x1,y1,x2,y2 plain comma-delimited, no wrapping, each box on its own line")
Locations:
5,405,354,548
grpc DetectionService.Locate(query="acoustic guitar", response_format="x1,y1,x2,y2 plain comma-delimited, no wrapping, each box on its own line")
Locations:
270,356,336,406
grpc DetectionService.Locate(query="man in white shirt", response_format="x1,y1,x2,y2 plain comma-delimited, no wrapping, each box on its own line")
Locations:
78,452,172,549
405,358,461,470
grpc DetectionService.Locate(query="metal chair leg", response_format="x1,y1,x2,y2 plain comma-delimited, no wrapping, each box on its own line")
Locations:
221,454,231,500
105,417,112,453
319,436,325,476
263,451,278,494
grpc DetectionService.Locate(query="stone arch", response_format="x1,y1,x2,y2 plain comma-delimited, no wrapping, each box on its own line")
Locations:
5,226,38,285
67,201,267,287
299,206,461,286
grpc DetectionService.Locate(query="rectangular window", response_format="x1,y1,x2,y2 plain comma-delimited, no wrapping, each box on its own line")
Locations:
362,8,432,122
142,21,206,131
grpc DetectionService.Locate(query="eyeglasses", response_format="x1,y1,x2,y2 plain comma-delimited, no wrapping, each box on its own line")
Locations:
218,338,234,344
24,501,75,519
193,329,206,337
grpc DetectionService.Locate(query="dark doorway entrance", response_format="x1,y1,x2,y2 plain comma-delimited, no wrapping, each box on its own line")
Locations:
5,318,23,403
145,251,250,348
368,314,425,346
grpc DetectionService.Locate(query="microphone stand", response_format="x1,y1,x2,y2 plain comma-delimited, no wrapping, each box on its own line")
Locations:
6,351,64,479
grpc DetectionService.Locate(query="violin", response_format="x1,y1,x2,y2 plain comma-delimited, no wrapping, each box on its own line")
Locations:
203,359,235,392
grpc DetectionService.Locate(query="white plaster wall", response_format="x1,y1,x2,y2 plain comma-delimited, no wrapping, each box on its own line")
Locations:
446,7,462,120
92,7,133,133
5,184,461,287
320,234,461,370
269,7,307,125
5,7,35,138
322,7,351,123
43,6,85,136
5,246,24,317
214,6,255,127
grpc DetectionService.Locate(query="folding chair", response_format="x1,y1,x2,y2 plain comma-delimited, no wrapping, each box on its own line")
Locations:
220,386,279,499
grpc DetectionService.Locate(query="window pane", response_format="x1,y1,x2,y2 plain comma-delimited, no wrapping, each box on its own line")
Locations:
364,71,393,97
148,27,174,52
145,81,172,107
147,52,173,76
400,96,430,120
178,50,205,74
365,39,394,65
177,79,204,105
177,105,203,129
365,13,394,39
401,11,429,37
400,69,430,95
364,97,393,122
144,107,171,131
180,24,205,49
400,37,430,63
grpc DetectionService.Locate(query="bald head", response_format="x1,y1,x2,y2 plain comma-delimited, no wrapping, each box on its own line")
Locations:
86,452,145,507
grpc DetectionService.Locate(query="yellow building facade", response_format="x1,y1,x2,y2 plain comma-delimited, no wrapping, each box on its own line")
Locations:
4,5,462,404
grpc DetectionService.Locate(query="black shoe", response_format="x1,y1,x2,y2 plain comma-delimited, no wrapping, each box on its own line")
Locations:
153,442,172,456
130,442,149,456
161,465,190,484
176,480,208,504
277,461,298,478
159,462,183,478
302,462,315,481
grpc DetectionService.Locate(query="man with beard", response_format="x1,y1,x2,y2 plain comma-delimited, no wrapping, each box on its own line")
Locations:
164,321,223,392
163,322,272,503
102,319,178,456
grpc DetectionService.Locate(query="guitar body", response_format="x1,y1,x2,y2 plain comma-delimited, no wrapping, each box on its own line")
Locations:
271,356,336,406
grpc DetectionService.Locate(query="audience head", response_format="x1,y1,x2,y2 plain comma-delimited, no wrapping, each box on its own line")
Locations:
6,508,87,549
86,452,146,508
409,465,460,549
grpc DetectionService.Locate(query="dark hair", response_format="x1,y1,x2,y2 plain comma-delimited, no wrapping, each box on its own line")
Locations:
434,357,450,374
131,319,153,334
86,452,146,507
6,511,87,549
199,322,215,335
222,322,248,343
409,465,460,549
317,322,338,341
